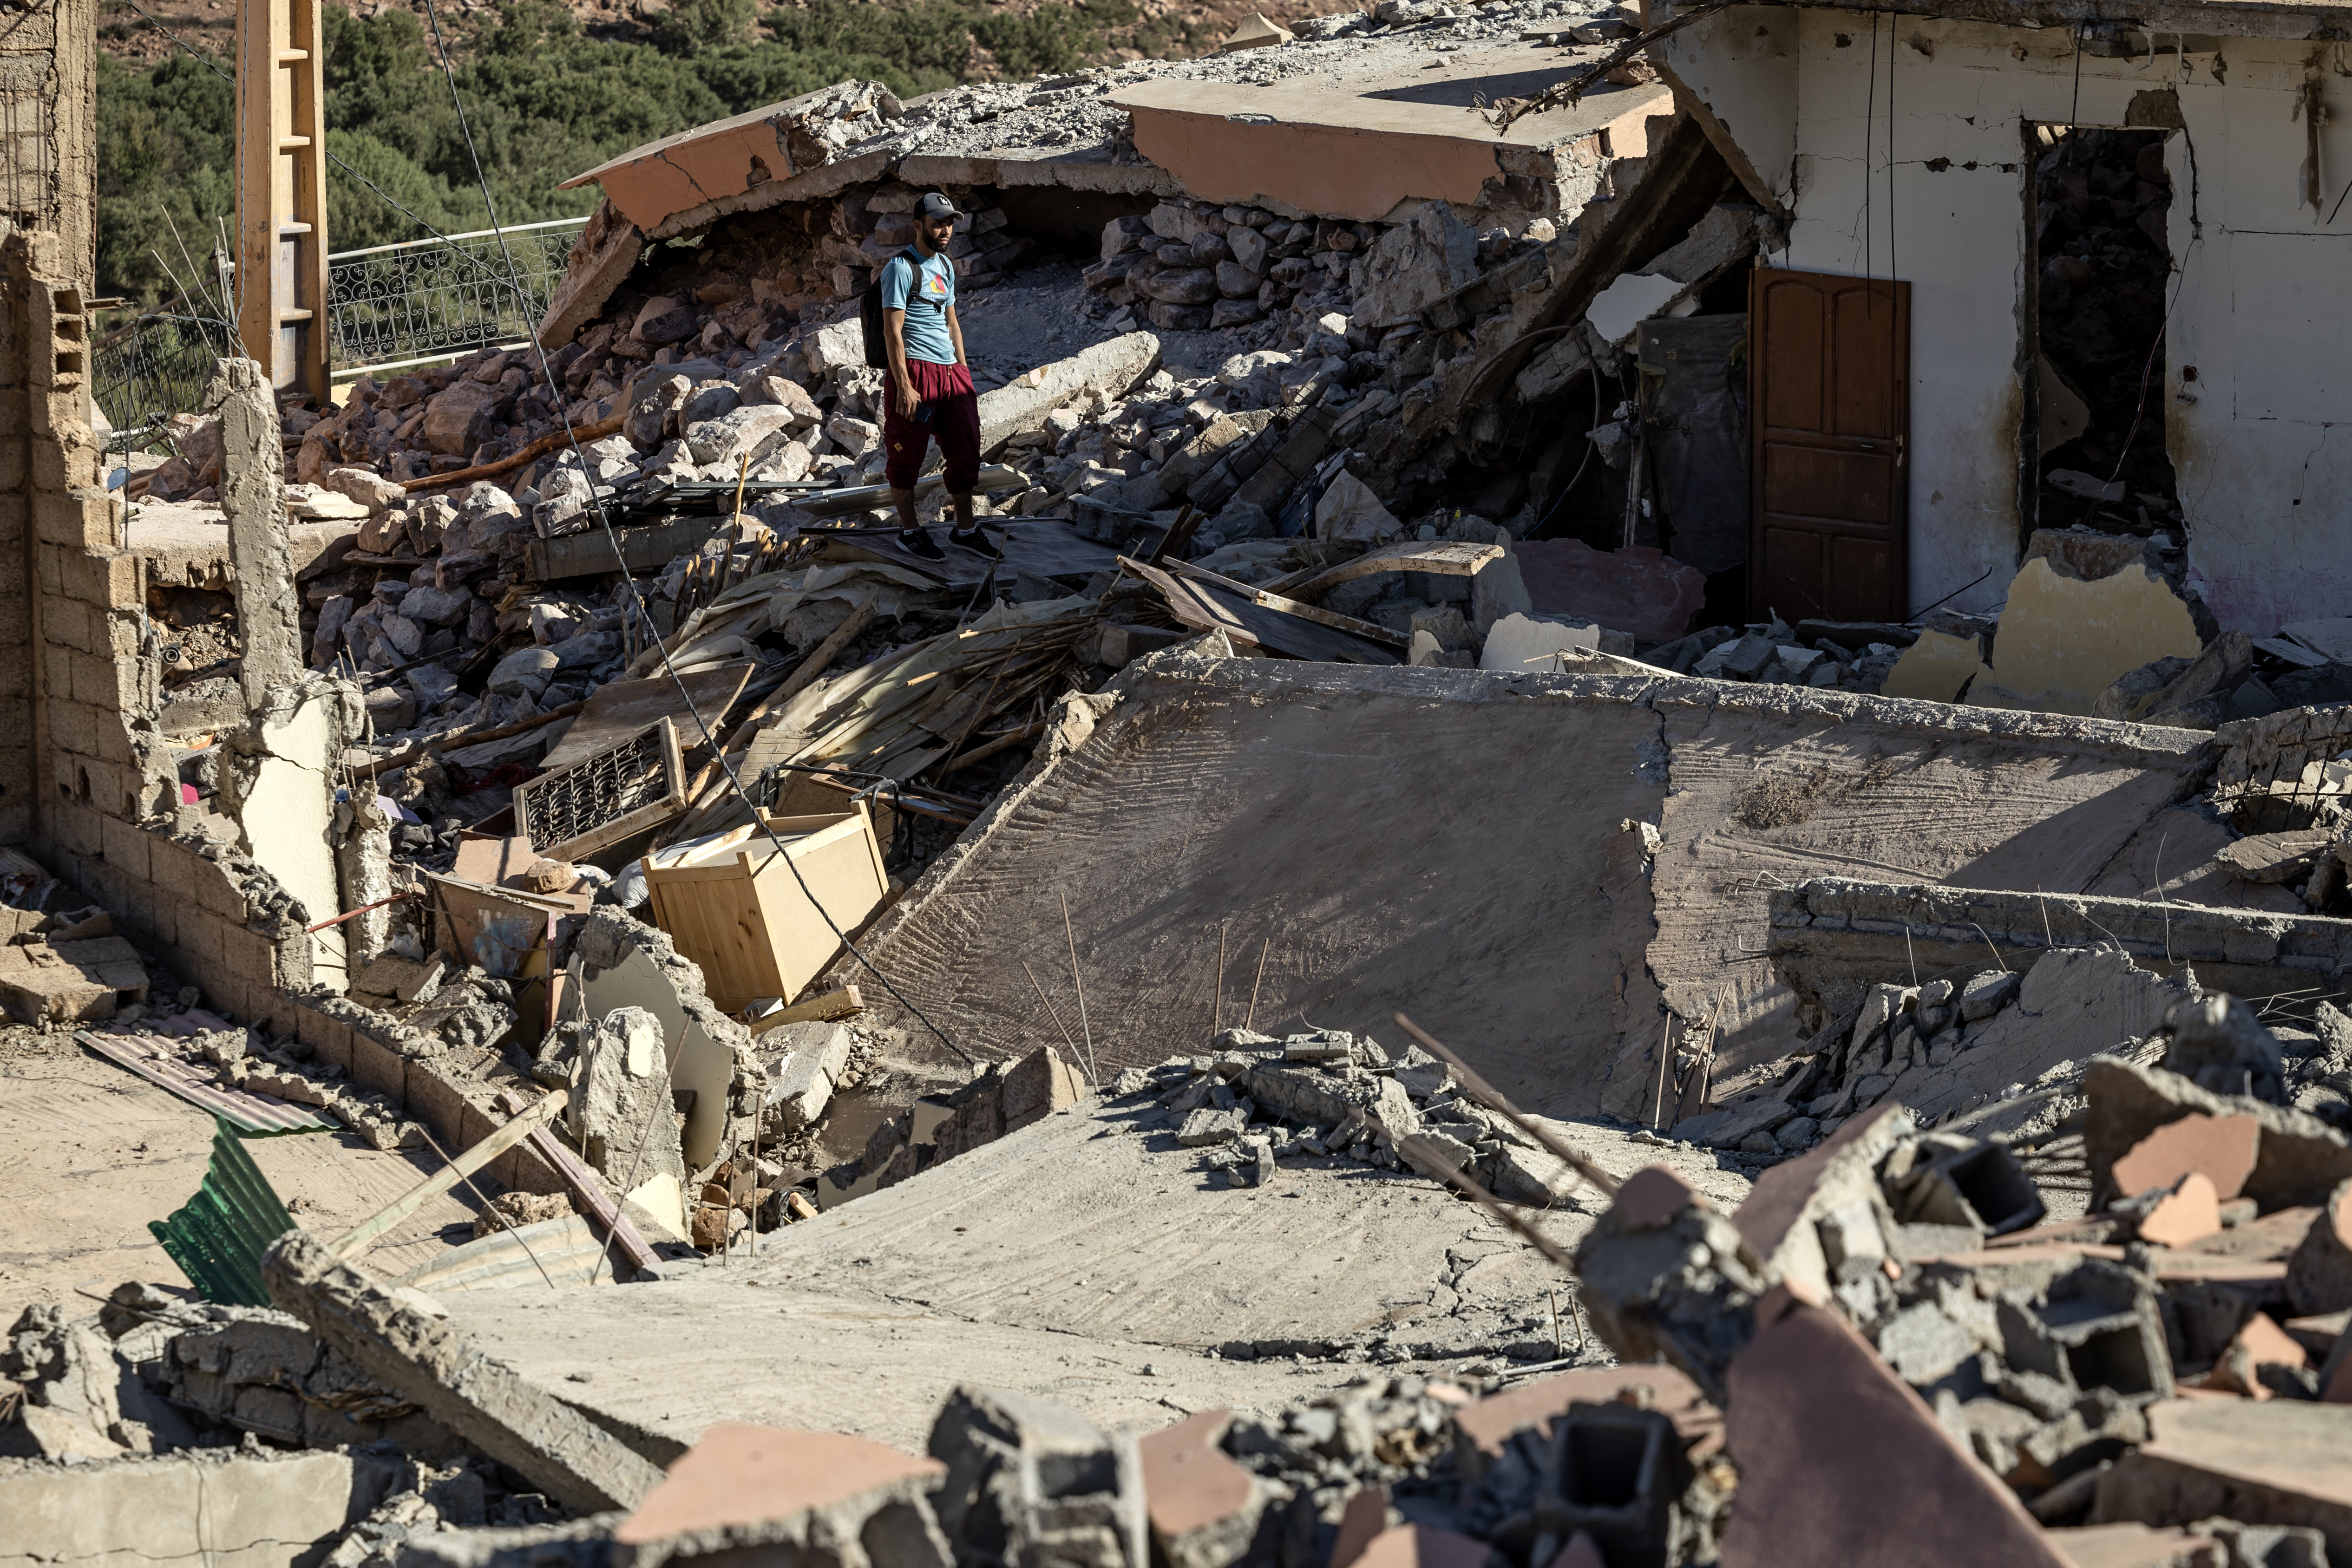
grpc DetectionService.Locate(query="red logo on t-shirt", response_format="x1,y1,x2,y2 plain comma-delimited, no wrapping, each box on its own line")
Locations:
924,272,948,298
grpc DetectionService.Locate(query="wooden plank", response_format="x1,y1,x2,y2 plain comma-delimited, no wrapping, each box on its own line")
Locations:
1260,540,1502,602
747,985,864,1032
328,1090,569,1260
1122,555,1399,663
1166,559,1410,648
541,663,756,771
528,516,725,583
494,1088,662,1279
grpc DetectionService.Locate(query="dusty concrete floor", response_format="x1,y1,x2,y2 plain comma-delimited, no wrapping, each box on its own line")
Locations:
446,1092,1751,1454
0,1027,487,1325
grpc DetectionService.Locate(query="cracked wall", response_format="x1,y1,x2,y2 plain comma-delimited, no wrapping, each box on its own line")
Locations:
829,648,2214,1125
1658,8,2352,633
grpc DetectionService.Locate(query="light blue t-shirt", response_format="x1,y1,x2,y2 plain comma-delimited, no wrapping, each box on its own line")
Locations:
881,249,957,366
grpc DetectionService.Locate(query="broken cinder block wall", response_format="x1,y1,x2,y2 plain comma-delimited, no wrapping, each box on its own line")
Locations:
0,9,375,1028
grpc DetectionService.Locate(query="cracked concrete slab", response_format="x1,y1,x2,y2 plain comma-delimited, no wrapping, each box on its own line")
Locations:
441,1095,1748,1456
835,649,2214,1123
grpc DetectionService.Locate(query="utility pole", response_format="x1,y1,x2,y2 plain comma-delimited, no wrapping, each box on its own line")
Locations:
234,0,330,400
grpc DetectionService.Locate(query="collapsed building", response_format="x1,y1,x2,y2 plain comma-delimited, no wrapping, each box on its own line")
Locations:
18,0,2352,1559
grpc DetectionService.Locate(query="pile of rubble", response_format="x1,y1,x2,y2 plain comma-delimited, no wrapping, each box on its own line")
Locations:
1105,1025,1594,1207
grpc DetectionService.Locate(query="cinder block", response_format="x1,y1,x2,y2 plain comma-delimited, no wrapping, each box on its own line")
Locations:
70,647,121,710
147,833,200,905
34,542,62,596
404,1061,466,1148
348,1031,405,1102
40,647,69,701
173,909,223,968
39,595,90,655
0,434,23,492
33,490,109,551
98,812,151,882
457,1097,498,1156
53,547,139,609
0,491,26,548
51,799,98,856
44,697,95,759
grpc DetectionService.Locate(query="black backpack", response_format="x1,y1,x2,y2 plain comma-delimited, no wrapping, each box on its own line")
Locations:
859,248,924,371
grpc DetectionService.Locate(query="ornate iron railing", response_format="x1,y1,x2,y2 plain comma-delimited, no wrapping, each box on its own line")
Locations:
325,216,588,377
92,300,239,434
92,214,591,430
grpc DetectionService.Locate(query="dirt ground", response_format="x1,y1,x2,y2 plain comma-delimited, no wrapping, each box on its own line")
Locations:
0,1026,491,1326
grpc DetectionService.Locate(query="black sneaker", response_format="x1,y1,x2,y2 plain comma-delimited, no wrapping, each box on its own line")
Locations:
950,526,1004,561
898,528,946,562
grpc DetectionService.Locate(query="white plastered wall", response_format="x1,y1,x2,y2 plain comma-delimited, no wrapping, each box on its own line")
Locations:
1659,9,2352,629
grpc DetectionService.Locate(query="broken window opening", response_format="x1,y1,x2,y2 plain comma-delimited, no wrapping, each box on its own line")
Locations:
2025,124,2182,542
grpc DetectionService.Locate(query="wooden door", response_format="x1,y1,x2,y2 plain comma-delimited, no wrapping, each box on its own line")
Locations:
1748,270,1909,622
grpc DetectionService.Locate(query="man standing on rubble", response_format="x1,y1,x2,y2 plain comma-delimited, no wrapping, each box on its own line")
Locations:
880,192,998,563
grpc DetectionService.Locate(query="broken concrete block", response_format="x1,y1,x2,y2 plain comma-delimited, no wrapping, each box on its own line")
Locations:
766,1021,856,1132
0,935,148,1024
0,1446,400,1565
612,1422,951,1568
1179,1107,1249,1147
2288,1179,2352,1316
2162,994,2286,1101
2092,1399,2352,1557
568,1006,686,1200
262,1230,665,1514
1958,969,2022,1021
1002,1045,1088,1132
1138,1409,1264,1568
929,1387,1148,1568
2200,1312,2310,1401
2085,1058,2352,1211
1315,470,1404,546
1718,1301,2071,1568
2113,1111,2262,1202
1967,554,2204,717
1478,612,1617,674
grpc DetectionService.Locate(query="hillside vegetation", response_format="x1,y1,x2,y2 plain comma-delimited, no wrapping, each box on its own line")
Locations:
96,0,1170,302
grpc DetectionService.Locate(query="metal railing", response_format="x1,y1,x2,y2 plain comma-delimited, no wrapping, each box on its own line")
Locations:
91,214,591,431
326,216,588,378
93,301,239,435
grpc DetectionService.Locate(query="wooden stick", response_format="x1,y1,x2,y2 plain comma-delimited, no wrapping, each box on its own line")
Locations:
348,700,587,780
415,1124,557,1289
1059,890,1098,1084
939,720,1045,774
745,986,864,1033
718,597,878,761
1391,1012,1620,1200
497,1088,662,1280
401,412,626,493
328,1090,568,1259
1245,938,1271,1030
1021,958,1084,1067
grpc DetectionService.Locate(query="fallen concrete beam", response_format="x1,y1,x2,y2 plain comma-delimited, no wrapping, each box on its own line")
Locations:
206,358,304,704
261,1229,667,1514
538,200,644,349
976,332,1162,458
0,1447,399,1568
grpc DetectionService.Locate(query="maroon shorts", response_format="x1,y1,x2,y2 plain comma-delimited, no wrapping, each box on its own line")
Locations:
883,358,981,494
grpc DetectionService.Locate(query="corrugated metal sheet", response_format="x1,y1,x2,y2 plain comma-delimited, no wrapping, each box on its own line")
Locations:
150,1120,298,1306
79,1030,335,1136
395,1214,612,1292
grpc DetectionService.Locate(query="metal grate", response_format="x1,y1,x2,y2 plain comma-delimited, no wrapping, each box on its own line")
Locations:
325,216,589,377
92,298,238,433
514,717,687,861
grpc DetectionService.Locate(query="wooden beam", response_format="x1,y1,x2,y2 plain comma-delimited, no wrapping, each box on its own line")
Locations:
1259,540,1502,603
1163,559,1409,648
236,0,328,397
746,986,865,1033
494,1088,662,1279
407,412,627,495
328,1090,569,1260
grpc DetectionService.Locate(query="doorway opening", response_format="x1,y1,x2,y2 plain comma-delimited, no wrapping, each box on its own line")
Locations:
2025,124,2180,538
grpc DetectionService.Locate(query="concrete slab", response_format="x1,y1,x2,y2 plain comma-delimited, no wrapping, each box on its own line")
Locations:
1113,48,1670,221
441,1097,1751,1455
0,1447,394,1568
832,649,2211,1124
2094,1398,2352,1557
